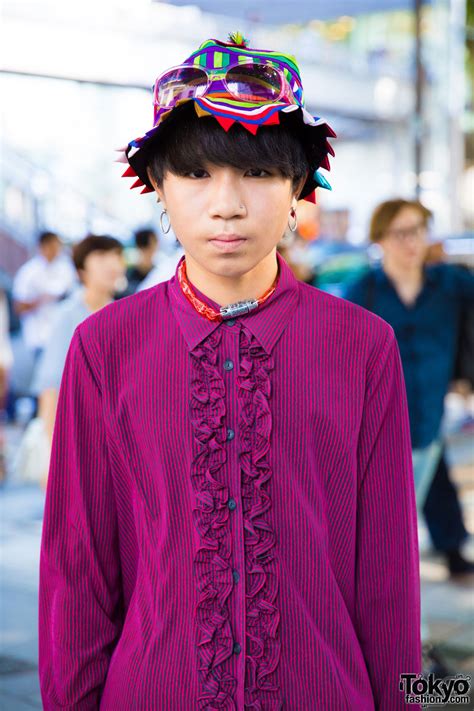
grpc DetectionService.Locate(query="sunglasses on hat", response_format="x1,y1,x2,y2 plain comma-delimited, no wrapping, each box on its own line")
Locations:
153,61,300,113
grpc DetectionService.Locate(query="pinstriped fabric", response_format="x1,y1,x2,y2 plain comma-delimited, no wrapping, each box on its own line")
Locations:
38,252,422,710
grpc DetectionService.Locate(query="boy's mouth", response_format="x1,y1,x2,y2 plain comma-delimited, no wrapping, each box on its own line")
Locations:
209,235,247,253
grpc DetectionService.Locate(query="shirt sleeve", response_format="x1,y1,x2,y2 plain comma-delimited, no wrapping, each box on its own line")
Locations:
354,326,422,710
38,324,123,710
12,263,35,302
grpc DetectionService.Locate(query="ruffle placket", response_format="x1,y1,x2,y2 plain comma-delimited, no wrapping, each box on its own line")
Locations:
238,325,282,710
189,329,238,709
189,324,282,710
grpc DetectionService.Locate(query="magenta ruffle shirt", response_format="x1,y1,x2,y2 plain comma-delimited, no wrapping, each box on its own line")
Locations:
38,252,422,710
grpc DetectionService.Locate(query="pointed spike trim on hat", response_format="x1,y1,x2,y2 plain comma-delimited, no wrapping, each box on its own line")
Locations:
115,154,129,164
194,102,212,119
313,171,332,191
213,115,236,132
304,190,317,205
240,121,259,135
324,124,337,138
301,107,318,125
263,113,280,126
122,166,137,178
320,155,331,171
130,178,144,189
325,140,336,158
140,185,154,194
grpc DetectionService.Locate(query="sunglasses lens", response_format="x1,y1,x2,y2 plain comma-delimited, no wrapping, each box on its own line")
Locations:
155,67,208,106
225,64,283,102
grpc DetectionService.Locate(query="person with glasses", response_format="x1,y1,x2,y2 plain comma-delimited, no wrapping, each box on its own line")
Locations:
38,34,422,710
345,198,474,576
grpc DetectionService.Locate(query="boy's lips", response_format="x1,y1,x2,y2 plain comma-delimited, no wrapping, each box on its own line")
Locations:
209,235,247,253
210,234,247,241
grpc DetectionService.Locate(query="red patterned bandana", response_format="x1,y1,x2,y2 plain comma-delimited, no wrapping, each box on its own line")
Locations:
177,257,279,321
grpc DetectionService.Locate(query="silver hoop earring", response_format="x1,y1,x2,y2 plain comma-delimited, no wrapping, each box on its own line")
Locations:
160,208,171,235
288,207,298,233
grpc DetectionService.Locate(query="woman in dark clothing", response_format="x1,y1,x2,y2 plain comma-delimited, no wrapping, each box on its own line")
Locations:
345,198,474,577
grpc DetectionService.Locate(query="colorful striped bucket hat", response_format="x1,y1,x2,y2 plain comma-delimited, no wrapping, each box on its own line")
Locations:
117,32,336,203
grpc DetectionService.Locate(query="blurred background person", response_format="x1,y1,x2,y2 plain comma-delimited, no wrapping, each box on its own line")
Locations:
12,231,77,357
136,239,183,292
0,288,14,483
11,231,78,418
344,199,474,580
124,228,159,295
29,234,125,488
344,198,474,674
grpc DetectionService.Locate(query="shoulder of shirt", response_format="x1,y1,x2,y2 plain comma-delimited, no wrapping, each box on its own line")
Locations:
425,262,472,289
53,291,87,321
298,280,396,351
425,262,447,279
13,255,42,280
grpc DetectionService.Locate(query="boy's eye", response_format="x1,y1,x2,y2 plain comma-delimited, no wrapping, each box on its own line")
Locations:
246,168,270,177
183,168,271,179
186,169,208,179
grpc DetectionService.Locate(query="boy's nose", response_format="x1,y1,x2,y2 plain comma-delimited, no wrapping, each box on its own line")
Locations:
207,172,247,219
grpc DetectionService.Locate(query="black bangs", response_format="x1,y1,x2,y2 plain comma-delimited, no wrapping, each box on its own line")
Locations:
147,101,309,189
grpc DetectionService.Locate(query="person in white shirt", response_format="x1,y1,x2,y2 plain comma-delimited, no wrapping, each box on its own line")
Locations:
12,231,78,357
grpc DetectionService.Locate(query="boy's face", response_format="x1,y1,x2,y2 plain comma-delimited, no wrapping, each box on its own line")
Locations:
150,163,302,280
40,237,62,262
81,250,126,293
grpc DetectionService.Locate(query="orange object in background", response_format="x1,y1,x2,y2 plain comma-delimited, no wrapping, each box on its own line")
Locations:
425,241,446,264
297,201,320,241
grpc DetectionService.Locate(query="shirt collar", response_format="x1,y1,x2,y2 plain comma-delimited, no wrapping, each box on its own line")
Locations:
168,251,300,354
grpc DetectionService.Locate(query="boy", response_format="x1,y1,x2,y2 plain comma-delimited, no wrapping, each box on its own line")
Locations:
39,33,421,710
31,234,125,487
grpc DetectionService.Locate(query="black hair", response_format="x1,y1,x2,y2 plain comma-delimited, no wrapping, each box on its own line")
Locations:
146,102,309,196
38,231,60,246
135,228,158,249
72,234,123,273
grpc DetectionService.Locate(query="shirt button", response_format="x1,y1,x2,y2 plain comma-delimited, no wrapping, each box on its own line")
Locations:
223,359,234,371
233,642,241,655
226,318,236,326
227,497,237,511
226,428,235,441
232,569,240,584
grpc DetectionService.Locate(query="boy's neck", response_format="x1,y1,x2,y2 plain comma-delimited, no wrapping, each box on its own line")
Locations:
383,259,423,287
184,250,279,307
138,252,155,271
83,287,113,312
